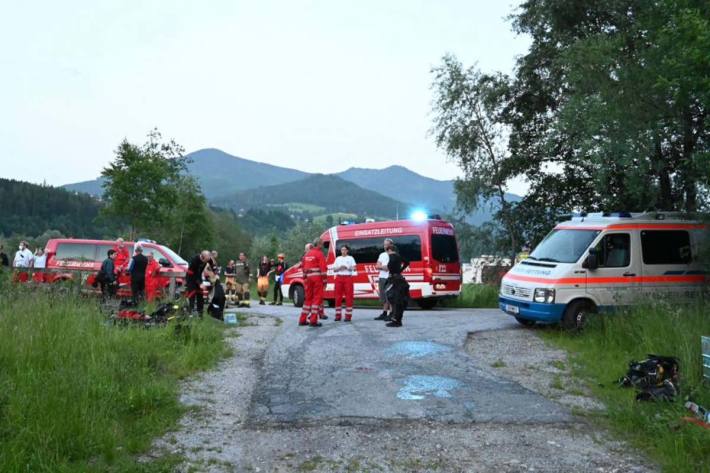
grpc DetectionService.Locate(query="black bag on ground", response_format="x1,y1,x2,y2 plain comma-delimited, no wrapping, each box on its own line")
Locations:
619,354,680,401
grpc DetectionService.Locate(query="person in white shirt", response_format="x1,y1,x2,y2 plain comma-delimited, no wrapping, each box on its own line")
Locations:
33,248,46,269
32,248,47,283
374,238,393,320
333,245,357,321
13,240,34,282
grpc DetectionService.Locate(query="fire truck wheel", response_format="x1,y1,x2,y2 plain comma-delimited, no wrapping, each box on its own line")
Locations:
561,299,596,331
416,298,438,310
291,285,305,308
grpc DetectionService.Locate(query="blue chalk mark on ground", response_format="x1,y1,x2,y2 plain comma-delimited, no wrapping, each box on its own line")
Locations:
385,341,451,359
397,375,462,400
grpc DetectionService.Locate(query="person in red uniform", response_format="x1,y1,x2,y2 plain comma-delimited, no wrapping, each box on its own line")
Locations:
299,240,327,327
112,238,130,275
144,254,162,302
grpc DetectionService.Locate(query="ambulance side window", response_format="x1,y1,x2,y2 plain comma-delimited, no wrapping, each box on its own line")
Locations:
595,234,630,268
641,231,691,264
322,241,330,258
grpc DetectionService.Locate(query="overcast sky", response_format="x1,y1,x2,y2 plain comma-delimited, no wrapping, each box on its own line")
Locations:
1,1,530,193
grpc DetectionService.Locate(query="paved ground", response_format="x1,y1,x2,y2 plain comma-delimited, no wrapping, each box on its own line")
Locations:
150,304,654,472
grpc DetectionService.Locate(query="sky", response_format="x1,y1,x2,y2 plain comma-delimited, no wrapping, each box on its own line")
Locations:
0,1,530,194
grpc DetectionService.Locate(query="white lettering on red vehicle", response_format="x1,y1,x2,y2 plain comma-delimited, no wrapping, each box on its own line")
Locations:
353,228,404,237
432,227,454,235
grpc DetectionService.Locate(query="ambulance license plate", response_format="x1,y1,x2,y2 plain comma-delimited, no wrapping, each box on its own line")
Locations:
505,304,519,315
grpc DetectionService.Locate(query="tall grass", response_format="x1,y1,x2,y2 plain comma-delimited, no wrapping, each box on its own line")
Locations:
543,303,710,473
440,283,499,308
0,277,228,472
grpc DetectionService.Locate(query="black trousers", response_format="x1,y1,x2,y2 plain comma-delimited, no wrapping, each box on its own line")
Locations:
273,281,283,303
131,277,145,304
390,302,405,323
100,281,117,299
187,281,204,314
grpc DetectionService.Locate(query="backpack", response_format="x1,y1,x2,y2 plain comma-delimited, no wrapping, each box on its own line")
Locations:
619,355,680,401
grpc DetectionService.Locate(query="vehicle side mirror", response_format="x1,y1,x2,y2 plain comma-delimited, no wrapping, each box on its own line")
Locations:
583,249,599,270
159,258,171,267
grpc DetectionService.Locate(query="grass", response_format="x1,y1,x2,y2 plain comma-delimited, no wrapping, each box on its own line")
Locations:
440,283,499,308
541,303,710,473
0,276,229,472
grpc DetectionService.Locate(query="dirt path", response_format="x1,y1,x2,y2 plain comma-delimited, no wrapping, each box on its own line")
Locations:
148,309,654,472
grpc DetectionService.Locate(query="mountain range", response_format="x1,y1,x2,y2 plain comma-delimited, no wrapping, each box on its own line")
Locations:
63,148,520,224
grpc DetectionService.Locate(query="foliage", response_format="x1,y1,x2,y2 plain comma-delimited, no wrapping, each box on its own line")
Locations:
236,208,295,236
101,130,187,238
449,218,508,259
440,284,499,308
0,178,118,239
210,208,252,262
509,0,710,212
431,57,521,258
542,303,710,473
100,130,219,257
213,174,409,221
434,1,710,246
0,286,228,472
278,221,330,267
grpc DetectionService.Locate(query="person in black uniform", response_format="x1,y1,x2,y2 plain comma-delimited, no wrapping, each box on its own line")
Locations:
384,245,410,327
128,246,148,304
205,267,226,320
0,245,9,268
186,250,211,316
270,253,288,305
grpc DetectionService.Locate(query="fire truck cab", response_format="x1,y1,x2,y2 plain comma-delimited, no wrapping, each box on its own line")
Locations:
281,218,462,309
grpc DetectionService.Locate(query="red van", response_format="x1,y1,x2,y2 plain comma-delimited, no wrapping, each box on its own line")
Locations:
43,238,188,297
281,218,462,309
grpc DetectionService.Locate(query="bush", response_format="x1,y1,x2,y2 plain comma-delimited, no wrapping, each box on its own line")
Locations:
440,284,499,309
543,303,710,473
0,284,228,472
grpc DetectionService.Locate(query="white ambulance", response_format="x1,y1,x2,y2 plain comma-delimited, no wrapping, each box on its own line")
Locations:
499,212,708,329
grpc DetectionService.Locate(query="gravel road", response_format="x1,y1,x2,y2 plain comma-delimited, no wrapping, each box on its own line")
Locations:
149,305,655,472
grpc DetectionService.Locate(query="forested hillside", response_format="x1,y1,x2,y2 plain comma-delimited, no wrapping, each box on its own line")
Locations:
0,178,116,238
212,174,411,219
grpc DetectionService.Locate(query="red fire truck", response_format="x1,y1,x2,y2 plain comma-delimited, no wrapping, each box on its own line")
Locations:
281,218,462,309
42,238,188,298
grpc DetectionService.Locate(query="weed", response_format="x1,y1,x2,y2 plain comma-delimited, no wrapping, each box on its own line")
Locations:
542,303,710,472
440,283,499,309
491,359,507,368
0,285,227,472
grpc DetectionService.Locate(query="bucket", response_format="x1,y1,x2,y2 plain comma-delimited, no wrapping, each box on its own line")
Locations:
224,313,238,325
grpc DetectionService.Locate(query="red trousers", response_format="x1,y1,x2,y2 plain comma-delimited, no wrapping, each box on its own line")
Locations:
300,276,324,324
334,276,354,320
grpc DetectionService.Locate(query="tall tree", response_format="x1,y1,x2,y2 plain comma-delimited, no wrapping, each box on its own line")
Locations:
101,130,188,238
431,56,522,258
510,0,710,212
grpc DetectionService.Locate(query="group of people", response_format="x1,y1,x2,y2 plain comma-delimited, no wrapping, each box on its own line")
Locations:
96,238,163,303
298,237,409,328
1,241,48,282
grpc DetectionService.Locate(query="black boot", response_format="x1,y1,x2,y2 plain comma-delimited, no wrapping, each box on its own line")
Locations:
374,311,389,321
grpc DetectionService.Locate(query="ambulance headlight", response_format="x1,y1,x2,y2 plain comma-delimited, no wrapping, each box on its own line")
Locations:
533,288,555,304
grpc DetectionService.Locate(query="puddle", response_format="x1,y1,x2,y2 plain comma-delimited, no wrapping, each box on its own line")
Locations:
397,375,462,400
385,341,452,359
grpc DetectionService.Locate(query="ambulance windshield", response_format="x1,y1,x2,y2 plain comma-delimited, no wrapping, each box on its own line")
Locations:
529,229,600,264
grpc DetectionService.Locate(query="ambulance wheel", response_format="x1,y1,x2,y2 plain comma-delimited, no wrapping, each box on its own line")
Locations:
515,317,536,327
416,298,438,310
561,300,596,331
291,285,304,308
